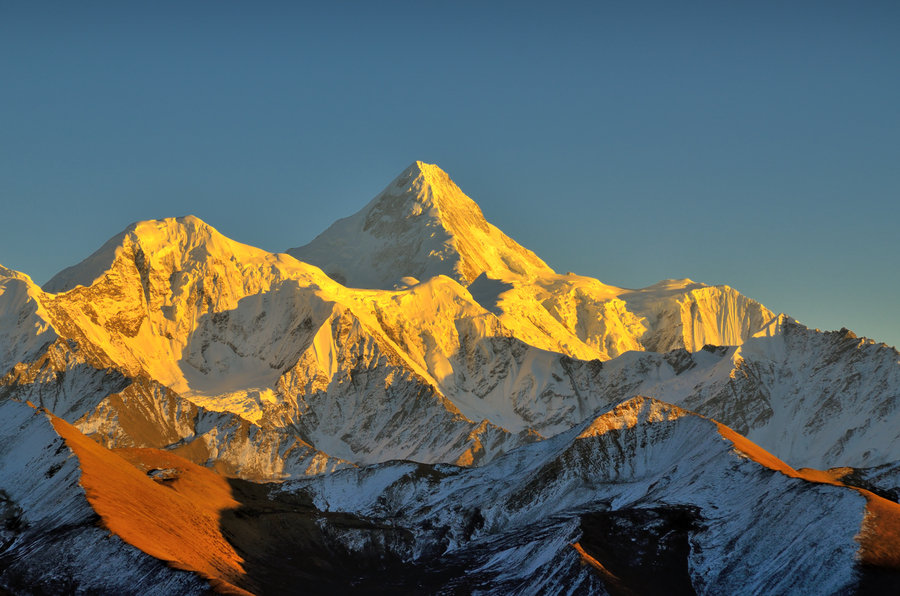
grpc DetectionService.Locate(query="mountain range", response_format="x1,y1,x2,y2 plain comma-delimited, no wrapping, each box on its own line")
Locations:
1,161,898,594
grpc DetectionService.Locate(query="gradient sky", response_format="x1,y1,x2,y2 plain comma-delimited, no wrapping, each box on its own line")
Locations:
2,1,898,348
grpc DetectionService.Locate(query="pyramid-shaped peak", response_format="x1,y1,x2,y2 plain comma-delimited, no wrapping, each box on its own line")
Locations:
361,161,485,238
402,159,446,178
399,160,462,191
396,160,451,181
379,160,474,213
288,162,553,289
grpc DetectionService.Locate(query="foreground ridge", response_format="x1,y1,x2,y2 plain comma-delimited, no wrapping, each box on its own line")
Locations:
6,396,898,593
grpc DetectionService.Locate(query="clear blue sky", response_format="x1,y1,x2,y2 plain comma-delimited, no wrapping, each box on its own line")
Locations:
2,1,898,348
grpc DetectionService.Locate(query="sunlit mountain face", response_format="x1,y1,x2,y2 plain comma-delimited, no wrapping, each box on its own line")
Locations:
2,162,899,594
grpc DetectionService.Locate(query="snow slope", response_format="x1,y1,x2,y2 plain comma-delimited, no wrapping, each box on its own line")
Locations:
561,317,900,469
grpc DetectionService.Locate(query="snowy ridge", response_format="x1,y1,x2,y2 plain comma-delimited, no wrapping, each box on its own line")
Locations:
567,318,900,469
482,274,776,361
620,278,778,353
285,397,885,594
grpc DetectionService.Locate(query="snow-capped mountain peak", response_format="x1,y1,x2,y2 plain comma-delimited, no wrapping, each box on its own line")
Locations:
43,215,320,295
29,215,347,421
288,161,553,289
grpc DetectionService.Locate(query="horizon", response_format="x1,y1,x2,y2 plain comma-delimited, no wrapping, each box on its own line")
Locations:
1,2,898,348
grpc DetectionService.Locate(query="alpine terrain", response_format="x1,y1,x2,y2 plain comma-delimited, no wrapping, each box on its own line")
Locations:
1,161,898,594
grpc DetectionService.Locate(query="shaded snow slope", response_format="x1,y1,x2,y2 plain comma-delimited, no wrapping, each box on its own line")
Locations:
285,397,897,595
573,318,900,469
0,338,349,481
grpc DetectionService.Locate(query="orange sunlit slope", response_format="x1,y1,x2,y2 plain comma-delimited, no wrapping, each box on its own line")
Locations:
571,541,637,596
49,414,251,595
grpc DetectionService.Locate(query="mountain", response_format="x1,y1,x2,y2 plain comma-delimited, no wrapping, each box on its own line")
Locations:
1,161,899,593
3,227,535,472
290,162,777,362
287,160,554,289
2,163,895,474
536,316,900,469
